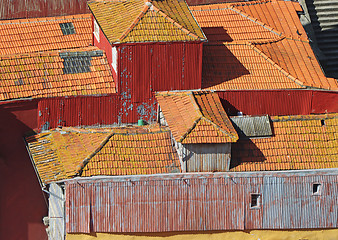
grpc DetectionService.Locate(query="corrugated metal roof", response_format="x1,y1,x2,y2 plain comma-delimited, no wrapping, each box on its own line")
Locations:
230,115,272,137
65,169,338,233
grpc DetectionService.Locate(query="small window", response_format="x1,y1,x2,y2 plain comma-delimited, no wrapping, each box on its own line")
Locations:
94,20,100,42
312,183,321,195
321,119,325,126
60,22,76,35
250,194,261,208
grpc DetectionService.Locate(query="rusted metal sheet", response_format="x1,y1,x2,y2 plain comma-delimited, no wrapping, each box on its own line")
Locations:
230,115,272,137
65,169,338,233
49,183,65,240
183,143,231,172
38,94,121,130
0,0,89,20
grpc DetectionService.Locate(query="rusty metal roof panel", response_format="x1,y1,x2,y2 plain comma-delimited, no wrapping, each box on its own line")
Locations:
65,170,338,233
230,115,272,137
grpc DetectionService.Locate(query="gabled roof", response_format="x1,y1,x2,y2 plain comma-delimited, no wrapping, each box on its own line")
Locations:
155,91,239,144
88,0,206,43
190,0,338,91
0,47,116,101
231,113,338,171
26,125,180,184
0,14,92,56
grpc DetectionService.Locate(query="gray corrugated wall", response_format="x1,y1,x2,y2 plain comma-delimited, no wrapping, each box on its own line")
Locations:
64,171,338,233
49,183,65,240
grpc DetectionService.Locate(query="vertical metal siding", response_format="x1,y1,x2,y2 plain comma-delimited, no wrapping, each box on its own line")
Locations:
65,171,338,233
38,94,121,130
184,143,231,172
217,90,313,116
311,90,338,114
0,0,89,20
49,183,65,240
117,42,202,123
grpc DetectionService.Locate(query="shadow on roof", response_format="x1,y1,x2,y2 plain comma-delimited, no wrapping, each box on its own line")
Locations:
202,44,250,89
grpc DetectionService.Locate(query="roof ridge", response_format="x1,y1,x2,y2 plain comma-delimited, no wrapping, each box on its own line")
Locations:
0,46,100,59
247,42,305,88
229,5,283,38
200,116,238,141
0,13,91,25
119,4,150,42
151,4,200,40
75,132,114,176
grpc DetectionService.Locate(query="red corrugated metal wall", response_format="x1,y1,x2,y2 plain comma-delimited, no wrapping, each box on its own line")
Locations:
0,0,89,20
117,42,203,123
217,90,338,116
38,94,121,130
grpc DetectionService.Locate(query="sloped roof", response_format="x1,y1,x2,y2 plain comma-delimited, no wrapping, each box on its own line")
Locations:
231,113,338,171
156,91,239,143
0,47,116,101
26,125,180,184
190,0,338,90
88,0,206,43
0,14,92,56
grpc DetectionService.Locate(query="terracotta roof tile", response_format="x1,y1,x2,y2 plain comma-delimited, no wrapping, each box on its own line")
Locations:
0,47,116,101
0,14,92,56
190,1,337,90
156,91,239,143
231,113,338,171
88,0,206,43
26,125,180,184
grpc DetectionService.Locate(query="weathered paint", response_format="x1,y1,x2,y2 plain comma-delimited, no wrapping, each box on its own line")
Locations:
48,183,65,240
0,100,48,240
38,94,121,130
217,90,338,116
66,229,338,240
0,0,89,20
65,170,338,233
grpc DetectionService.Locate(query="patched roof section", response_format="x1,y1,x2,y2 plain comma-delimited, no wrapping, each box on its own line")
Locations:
0,14,92,56
25,128,110,184
88,0,206,43
0,47,116,101
231,113,338,171
26,125,180,184
190,1,338,91
156,91,239,144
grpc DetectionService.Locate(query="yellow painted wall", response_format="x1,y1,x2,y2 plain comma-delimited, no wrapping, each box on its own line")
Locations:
67,229,338,240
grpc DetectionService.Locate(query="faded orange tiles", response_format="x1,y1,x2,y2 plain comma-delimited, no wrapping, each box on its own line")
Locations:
190,1,338,90
82,128,180,176
26,125,180,184
88,0,205,43
156,91,239,144
0,47,116,101
0,14,92,56
231,113,338,172
26,128,110,184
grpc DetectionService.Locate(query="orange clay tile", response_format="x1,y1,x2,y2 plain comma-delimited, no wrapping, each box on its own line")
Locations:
0,14,92,56
190,1,338,91
231,113,338,172
155,91,239,144
26,125,180,184
0,46,116,101
87,0,206,44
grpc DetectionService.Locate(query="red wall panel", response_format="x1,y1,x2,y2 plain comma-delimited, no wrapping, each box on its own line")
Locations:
0,0,89,20
0,100,48,240
38,94,121,130
311,90,338,114
217,90,314,116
